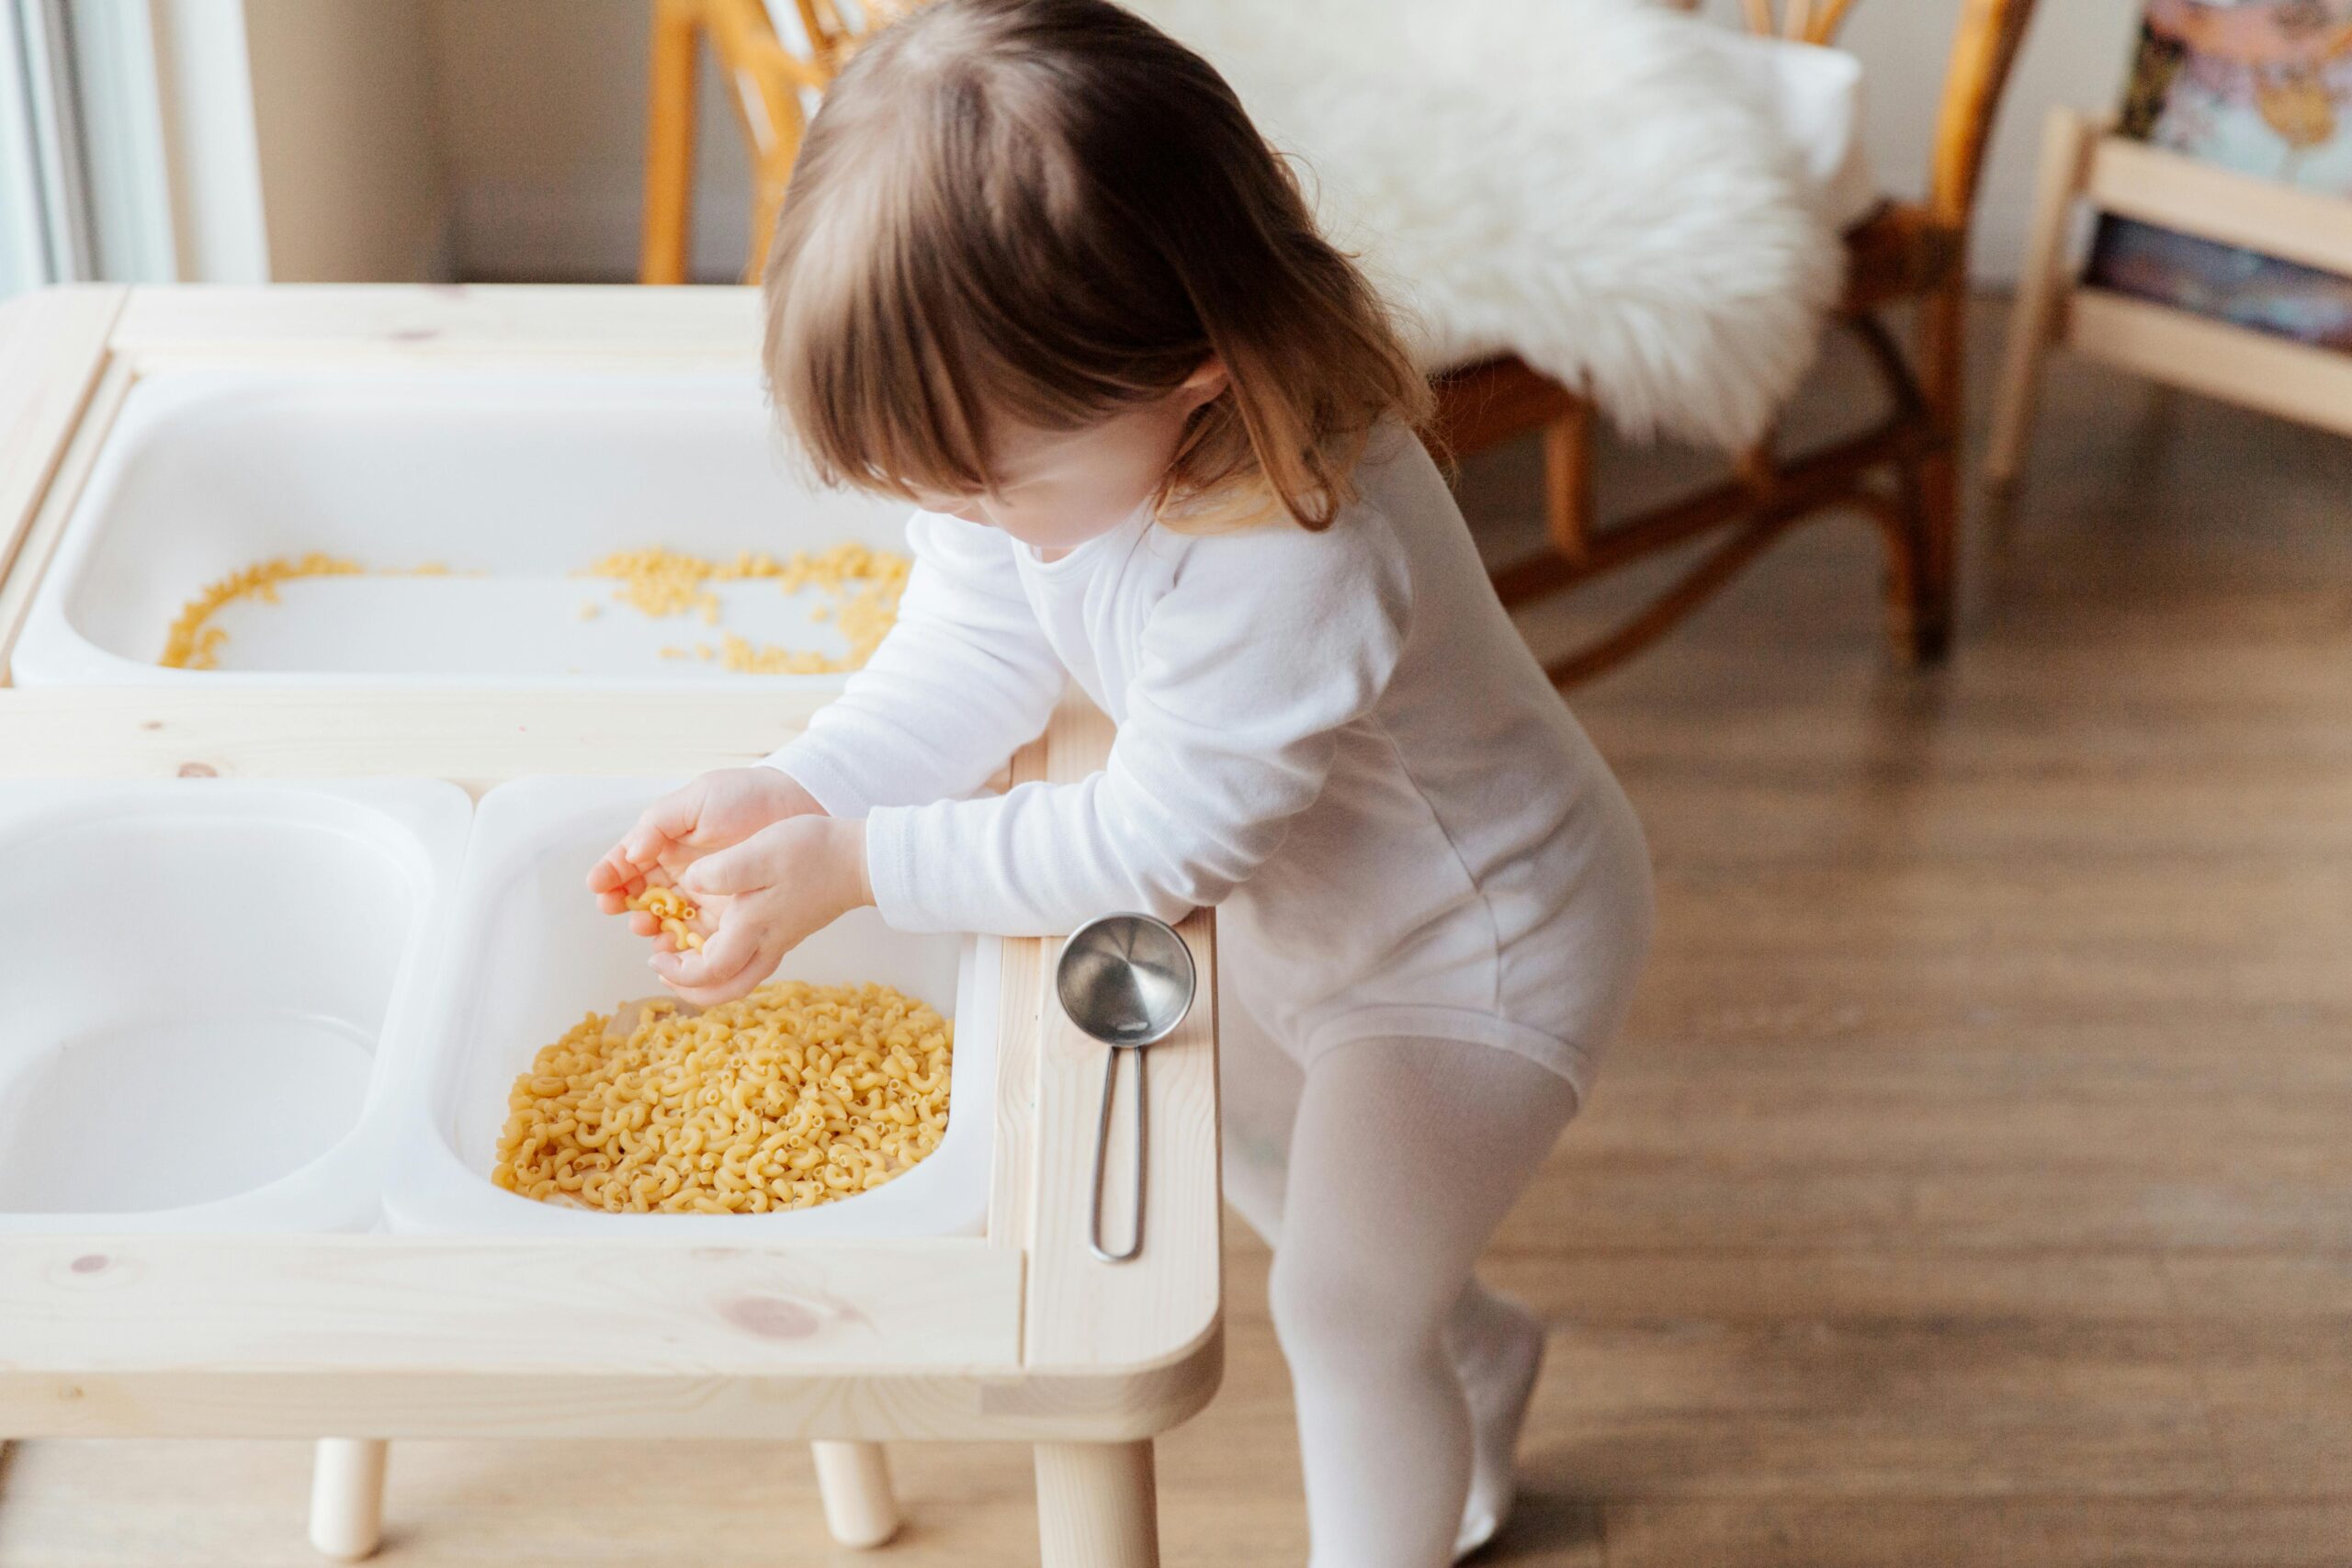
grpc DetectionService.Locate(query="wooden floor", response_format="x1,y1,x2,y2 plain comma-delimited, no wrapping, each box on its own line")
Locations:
5,298,2350,1566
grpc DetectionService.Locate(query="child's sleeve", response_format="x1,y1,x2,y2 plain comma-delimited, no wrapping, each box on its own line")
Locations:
764,511,1066,815
858,517,1412,934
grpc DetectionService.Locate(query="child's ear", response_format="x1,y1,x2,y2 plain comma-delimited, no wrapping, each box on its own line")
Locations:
1180,355,1229,405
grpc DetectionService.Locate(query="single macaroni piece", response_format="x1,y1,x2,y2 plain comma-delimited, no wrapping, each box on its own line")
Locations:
625,885,705,950
492,981,954,1213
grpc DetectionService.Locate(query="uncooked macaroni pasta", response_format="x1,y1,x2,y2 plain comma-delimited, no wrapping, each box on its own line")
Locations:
160,553,366,669
158,542,910,673
492,981,953,1213
579,542,910,671
626,885,705,950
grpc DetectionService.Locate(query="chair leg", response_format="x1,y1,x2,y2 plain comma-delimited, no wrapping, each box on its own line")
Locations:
1894,277,1969,664
308,1438,388,1561
1538,400,1593,563
640,0,701,285
812,1440,900,1549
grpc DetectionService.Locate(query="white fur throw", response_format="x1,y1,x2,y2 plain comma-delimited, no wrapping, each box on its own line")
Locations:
1127,0,1845,451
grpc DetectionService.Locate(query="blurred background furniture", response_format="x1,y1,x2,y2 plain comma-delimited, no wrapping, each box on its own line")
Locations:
642,0,2038,682
1989,2,2352,496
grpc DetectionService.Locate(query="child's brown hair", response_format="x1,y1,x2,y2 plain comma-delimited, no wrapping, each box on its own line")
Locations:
761,0,1430,531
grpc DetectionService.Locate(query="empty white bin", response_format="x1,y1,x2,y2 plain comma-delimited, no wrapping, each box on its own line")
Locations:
0,778,469,1233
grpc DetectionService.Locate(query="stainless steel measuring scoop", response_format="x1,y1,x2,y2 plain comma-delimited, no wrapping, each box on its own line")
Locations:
1057,913,1196,1263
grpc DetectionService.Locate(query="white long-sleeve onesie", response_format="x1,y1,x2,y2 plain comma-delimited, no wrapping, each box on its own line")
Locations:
767,424,1652,1094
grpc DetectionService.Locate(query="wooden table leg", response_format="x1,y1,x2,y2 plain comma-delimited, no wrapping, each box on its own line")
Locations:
307,1438,388,1561
1035,1440,1159,1568
811,1439,899,1548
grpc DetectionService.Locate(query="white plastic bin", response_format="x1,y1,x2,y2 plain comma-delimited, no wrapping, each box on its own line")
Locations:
0,779,469,1232
10,368,917,688
384,776,1000,1239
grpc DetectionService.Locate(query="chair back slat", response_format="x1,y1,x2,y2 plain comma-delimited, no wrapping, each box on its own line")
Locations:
1721,0,1857,45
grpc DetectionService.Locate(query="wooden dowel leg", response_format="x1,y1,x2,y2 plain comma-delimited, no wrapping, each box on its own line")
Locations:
307,1438,388,1561
1035,1440,1159,1568
811,1439,900,1549
1986,107,2094,489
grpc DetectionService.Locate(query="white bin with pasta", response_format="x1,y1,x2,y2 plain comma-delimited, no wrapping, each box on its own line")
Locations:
8,367,918,689
383,776,1001,1239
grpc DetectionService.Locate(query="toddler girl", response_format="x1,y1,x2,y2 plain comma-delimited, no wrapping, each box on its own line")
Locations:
590,3,1653,1561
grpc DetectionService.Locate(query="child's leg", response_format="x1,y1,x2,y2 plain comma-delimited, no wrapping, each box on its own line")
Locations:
1222,1004,1554,1556
1270,1036,1577,1568
1217,985,1304,1247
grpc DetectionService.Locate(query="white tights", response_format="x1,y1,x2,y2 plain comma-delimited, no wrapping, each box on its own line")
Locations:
1223,1002,1580,1568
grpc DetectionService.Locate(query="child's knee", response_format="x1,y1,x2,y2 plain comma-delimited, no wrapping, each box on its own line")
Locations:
1268,1243,1447,1370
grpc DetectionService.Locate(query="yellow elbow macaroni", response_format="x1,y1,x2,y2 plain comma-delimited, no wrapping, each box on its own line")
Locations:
492,981,953,1214
164,541,910,673
625,885,705,950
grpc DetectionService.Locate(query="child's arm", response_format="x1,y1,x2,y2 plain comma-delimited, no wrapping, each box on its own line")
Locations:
763,510,1066,815
865,522,1409,932
593,510,1059,963
653,518,1412,1009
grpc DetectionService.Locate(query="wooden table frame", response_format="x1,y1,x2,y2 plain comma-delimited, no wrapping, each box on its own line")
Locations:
0,284,1221,1567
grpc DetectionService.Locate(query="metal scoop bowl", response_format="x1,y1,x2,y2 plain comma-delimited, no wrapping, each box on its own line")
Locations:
1056,912,1196,1263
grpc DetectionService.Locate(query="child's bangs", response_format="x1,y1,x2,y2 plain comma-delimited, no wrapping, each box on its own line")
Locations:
771,214,1126,505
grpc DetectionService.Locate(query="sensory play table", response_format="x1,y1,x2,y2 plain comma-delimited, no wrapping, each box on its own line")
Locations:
0,284,1222,1565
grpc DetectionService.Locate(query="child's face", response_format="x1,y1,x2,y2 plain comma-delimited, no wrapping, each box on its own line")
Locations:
910,360,1227,552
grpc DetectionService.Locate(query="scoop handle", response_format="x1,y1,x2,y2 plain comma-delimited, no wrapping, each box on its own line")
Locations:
1087,1044,1148,1263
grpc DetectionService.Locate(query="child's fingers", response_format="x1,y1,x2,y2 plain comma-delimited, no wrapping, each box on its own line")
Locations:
652,916,762,992
677,832,780,899
661,948,774,1009
586,850,644,897
619,780,712,864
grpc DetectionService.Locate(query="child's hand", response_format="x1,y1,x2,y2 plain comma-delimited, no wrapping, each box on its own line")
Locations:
588,767,823,940
650,817,874,1006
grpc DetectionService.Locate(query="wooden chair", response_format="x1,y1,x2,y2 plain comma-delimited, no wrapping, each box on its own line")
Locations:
641,0,2040,682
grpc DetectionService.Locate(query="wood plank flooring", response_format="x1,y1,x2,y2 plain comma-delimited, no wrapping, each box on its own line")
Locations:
3,298,2347,1565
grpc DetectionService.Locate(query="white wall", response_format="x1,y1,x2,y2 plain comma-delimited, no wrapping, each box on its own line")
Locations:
409,0,2144,285
149,0,272,284
424,0,752,282
243,0,447,281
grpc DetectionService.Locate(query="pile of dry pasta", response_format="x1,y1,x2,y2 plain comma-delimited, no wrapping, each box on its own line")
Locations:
588,542,910,672
492,981,952,1214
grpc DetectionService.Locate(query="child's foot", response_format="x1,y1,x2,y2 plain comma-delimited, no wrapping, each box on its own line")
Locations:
1447,1290,1546,1562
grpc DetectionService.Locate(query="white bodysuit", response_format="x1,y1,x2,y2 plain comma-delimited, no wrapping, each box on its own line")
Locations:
766,424,1653,1098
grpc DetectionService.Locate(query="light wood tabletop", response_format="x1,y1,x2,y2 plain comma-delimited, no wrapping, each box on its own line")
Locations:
0,285,1221,1567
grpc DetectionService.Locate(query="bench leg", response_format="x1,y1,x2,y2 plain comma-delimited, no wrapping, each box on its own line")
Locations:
308,1438,388,1561
1987,107,2095,491
1035,1439,1159,1568
812,1439,900,1548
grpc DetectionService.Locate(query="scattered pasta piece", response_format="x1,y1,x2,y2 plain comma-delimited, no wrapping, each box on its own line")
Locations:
492,980,953,1213
625,885,705,950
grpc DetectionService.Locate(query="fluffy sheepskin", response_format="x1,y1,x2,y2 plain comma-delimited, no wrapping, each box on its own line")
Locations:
1127,0,1844,451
